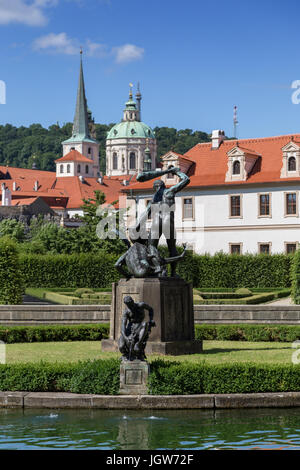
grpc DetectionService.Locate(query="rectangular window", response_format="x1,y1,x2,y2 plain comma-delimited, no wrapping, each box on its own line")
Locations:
259,194,270,216
285,243,298,254
230,243,242,255
259,243,271,255
286,193,297,215
183,197,194,219
230,195,241,217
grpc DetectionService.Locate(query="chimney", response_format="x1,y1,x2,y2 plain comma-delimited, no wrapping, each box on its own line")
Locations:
12,181,17,191
34,180,39,191
1,186,11,206
211,130,225,149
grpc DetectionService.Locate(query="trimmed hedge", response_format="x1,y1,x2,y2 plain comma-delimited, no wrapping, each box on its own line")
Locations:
0,323,299,344
0,324,110,344
19,253,120,288
0,237,24,304
148,361,300,395
195,324,300,342
0,359,120,394
194,293,276,305
0,359,299,394
19,251,292,289
177,251,292,288
291,249,300,304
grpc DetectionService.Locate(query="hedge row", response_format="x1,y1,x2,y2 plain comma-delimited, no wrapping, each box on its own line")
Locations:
177,251,292,288
194,324,300,342
17,251,293,289
0,324,110,344
0,237,24,304
19,253,120,288
195,293,277,305
0,359,120,394
148,361,300,395
291,250,300,303
0,324,299,344
0,359,299,394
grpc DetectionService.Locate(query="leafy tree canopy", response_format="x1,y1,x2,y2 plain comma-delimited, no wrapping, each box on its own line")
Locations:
0,122,211,173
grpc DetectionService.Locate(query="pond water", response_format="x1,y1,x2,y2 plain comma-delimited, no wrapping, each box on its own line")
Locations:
0,408,300,450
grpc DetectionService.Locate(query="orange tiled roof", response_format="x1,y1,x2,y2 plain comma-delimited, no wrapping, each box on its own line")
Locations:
124,133,300,191
55,149,94,163
0,164,123,210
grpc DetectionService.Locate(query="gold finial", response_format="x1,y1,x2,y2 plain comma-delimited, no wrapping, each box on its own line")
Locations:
129,82,133,99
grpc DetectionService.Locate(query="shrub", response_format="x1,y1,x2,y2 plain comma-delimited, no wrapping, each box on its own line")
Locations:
0,324,110,343
235,288,252,295
0,359,120,394
0,360,299,395
0,237,24,304
16,251,293,289
195,324,300,342
19,253,120,288
291,250,300,304
178,252,292,288
148,361,300,395
74,288,94,297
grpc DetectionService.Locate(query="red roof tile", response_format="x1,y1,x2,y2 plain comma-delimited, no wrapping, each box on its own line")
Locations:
124,134,300,191
55,150,94,163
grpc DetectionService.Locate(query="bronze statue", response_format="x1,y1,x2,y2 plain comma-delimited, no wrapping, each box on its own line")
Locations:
114,166,190,278
118,296,155,361
114,242,187,278
136,166,190,277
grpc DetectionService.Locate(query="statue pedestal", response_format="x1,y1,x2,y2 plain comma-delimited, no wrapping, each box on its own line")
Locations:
119,360,150,395
101,277,202,356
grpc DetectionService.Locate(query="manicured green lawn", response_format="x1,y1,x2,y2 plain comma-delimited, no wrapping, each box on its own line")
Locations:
5,340,294,364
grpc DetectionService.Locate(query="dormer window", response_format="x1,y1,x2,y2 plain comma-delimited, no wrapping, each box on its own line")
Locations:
67,164,71,173
281,142,300,178
77,164,81,173
288,156,296,172
60,165,64,174
226,146,259,182
233,160,240,175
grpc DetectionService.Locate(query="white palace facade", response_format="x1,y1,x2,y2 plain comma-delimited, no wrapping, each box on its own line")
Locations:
124,130,300,255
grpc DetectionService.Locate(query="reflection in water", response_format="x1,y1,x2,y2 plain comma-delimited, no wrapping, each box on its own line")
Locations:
0,408,300,450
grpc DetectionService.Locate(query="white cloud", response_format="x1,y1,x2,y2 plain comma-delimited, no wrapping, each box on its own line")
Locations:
33,32,79,54
113,44,144,64
0,0,57,26
32,33,145,65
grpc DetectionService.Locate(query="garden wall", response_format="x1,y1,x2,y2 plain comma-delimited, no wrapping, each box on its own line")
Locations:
1,304,300,325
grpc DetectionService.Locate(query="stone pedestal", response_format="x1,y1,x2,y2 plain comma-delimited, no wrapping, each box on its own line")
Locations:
119,360,150,395
101,277,202,355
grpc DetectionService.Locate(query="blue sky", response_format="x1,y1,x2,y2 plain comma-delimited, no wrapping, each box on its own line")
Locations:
1,0,300,139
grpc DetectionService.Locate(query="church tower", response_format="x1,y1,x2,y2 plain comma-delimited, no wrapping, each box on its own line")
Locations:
60,51,100,178
106,84,157,177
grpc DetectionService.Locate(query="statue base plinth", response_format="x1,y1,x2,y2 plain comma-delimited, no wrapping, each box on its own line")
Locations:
102,277,202,356
119,360,150,395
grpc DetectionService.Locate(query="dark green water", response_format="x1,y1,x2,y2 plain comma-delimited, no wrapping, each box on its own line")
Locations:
0,408,300,450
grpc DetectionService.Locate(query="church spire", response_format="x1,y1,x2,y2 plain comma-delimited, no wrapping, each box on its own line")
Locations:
72,49,90,140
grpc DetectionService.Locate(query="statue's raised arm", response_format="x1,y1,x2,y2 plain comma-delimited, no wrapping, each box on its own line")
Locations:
137,166,190,196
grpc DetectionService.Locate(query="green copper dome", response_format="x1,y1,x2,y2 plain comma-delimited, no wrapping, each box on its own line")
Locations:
107,120,155,140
